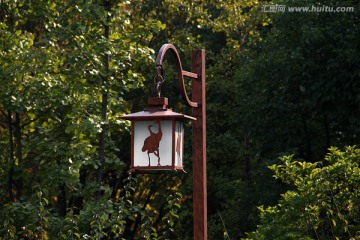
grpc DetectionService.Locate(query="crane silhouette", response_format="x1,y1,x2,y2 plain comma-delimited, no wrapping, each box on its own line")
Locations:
142,120,162,166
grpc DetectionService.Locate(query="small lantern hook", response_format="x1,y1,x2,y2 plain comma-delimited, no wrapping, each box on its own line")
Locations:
153,66,165,98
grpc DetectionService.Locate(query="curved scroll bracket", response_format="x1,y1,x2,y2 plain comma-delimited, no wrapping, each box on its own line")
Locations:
156,44,199,108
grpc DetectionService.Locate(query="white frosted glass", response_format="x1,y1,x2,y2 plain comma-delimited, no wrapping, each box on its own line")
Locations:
175,121,184,167
133,120,173,167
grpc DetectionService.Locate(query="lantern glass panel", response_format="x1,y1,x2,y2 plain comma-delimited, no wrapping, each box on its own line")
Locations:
133,120,172,167
175,121,184,167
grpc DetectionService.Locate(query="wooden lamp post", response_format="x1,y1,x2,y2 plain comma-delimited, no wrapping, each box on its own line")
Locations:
121,44,207,240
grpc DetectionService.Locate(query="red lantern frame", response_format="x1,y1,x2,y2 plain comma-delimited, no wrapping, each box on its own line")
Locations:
121,97,195,171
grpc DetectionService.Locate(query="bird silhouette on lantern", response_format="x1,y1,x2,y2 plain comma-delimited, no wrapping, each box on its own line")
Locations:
142,120,163,166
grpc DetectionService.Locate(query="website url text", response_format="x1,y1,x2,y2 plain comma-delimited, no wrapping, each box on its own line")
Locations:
261,5,355,13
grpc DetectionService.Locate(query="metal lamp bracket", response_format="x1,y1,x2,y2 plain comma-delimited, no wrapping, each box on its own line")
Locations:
155,44,199,108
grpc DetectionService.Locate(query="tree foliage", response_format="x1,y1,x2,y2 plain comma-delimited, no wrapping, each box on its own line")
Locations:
0,0,172,239
246,146,360,240
1,0,359,239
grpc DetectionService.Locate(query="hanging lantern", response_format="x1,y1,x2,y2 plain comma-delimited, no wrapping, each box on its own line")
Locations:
121,97,195,171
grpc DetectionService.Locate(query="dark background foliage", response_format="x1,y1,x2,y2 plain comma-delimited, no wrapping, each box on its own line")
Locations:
0,0,359,239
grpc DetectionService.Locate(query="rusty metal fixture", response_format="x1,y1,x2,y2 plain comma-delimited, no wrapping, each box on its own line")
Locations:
121,97,195,171
156,44,207,240
153,66,164,98
121,43,207,239
156,44,199,108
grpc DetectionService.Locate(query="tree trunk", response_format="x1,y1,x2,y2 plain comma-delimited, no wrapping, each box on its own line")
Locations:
244,132,251,182
301,115,312,161
7,111,14,201
14,112,23,199
73,168,87,215
96,0,111,193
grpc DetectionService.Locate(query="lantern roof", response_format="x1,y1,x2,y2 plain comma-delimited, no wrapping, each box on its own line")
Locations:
121,109,196,121
120,97,196,121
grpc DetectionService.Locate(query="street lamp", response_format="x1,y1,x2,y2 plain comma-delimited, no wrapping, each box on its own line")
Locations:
120,96,195,171
121,44,207,240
